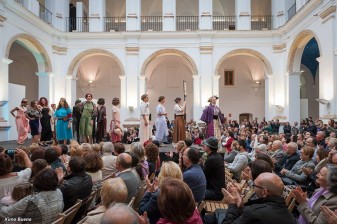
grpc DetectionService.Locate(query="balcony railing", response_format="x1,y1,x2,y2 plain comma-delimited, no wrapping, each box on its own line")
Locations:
141,16,162,31
288,3,296,21
104,17,126,32
176,16,198,31
251,16,272,30
213,16,236,30
66,17,89,32
15,0,24,5
39,3,52,24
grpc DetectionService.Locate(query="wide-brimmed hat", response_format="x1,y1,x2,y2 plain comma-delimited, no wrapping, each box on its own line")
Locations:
202,137,219,149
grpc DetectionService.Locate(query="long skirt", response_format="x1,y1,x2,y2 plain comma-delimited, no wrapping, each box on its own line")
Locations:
96,118,107,142
40,116,52,141
79,116,93,136
110,120,122,143
16,116,29,144
155,117,168,142
56,120,72,140
205,119,221,150
29,119,39,136
173,115,186,143
139,115,150,145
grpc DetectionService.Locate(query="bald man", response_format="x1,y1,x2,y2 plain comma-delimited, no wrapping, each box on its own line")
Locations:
116,153,141,202
101,203,139,224
221,172,296,224
274,142,300,174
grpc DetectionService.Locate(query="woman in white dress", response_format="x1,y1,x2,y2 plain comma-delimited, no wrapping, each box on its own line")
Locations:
155,96,168,144
139,94,151,145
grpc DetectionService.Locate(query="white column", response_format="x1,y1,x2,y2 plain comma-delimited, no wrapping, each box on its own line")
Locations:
139,76,146,97
65,76,77,106
200,50,213,109
264,75,275,121
192,75,201,122
36,72,50,99
317,56,336,117
287,72,301,123
272,0,286,29
199,0,212,30
119,76,127,124
126,0,141,31
89,0,106,32
24,0,39,17
45,0,69,31
235,0,251,30
212,75,220,98
163,0,176,31
0,58,13,130
296,0,306,12
48,73,55,104
76,2,84,32
125,47,139,119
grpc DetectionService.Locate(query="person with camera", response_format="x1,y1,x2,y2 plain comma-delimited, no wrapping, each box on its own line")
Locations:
0,148,32,203
54,98,72,145
24,101,42,145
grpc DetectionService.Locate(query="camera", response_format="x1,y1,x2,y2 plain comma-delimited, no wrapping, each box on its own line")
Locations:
5,149,16,159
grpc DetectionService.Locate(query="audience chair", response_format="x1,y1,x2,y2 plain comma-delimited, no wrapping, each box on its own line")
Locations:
52,199,82,224
285,190,296,212
132,184,147,212
204,200,228,213
197,201,205,214
128,197,135,208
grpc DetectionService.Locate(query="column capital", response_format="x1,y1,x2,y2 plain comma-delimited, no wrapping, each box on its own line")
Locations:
212,75,221,80
192,75,200,80
49,73,55,78
119,76,126,80
66,75,78,80
2,58,13,65
266,74,274,79
288,72,301,76
35,72,49,77
138,76,146,80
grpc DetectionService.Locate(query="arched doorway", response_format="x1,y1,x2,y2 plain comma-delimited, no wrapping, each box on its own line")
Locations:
215,49,272,124
288,31,321,120
141,49,198,122
68,49,124,124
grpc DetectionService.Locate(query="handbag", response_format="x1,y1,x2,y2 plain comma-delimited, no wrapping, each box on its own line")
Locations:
113,127,123,137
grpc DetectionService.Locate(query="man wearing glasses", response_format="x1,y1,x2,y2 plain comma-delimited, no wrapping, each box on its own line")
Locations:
221,172,296,224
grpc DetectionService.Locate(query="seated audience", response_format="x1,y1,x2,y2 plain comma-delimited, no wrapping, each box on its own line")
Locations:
280,146,315,185
145,143,160,177
0,182,33,206
101,203,138,224
227,139,249,181
224,141,239,163
274,142,300,174
59,156,93,220
139,161,183,224
182,147,206,204
131,142,149,177
116,153,141,202
82,177,128,224
84,151,103,189
202,137,225,200
270,140,286,163
294,165,337,224
29,159,48,182
45,147,66,173
0,168,63,223
0,149,32,202
101,142,117,179
156,178,203,224
221,172,296,224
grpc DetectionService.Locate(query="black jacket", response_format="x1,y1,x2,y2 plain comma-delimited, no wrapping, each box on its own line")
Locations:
203,151,225,195
274,153,300,173
60,171,93,211
222,196,297,224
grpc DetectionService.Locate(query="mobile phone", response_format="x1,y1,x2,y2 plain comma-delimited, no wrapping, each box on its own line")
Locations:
5,149,16,159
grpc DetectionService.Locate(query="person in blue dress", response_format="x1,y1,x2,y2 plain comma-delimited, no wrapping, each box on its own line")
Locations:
54,98,73,144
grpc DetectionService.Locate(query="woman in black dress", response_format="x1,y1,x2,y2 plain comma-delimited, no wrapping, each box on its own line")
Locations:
38,97,52,146
96,98,107,143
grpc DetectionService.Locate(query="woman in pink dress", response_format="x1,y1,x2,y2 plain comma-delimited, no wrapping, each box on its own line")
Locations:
110,97,122,143
10,98,30,144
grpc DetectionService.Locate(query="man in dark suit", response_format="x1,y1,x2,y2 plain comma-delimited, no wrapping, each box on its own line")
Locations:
202,137,225,201
116,153,141,202
274,142,300,175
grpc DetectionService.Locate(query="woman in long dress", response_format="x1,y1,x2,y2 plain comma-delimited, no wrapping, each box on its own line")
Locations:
173,97,186,143
110,97,122,143
79,93,97,143
25,101,42,144
54,98,72,144
155,96,168,144
96,98,107,143
10,98,29,144
38,97,52,146
139,94,151,145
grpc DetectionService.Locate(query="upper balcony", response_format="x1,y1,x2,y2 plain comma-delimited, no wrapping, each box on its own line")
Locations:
12,0,313,33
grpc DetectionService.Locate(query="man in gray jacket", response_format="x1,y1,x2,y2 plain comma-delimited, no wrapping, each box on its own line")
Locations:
227,139,249,181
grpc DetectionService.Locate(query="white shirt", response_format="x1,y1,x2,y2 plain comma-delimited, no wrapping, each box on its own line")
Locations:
174,104,184,116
